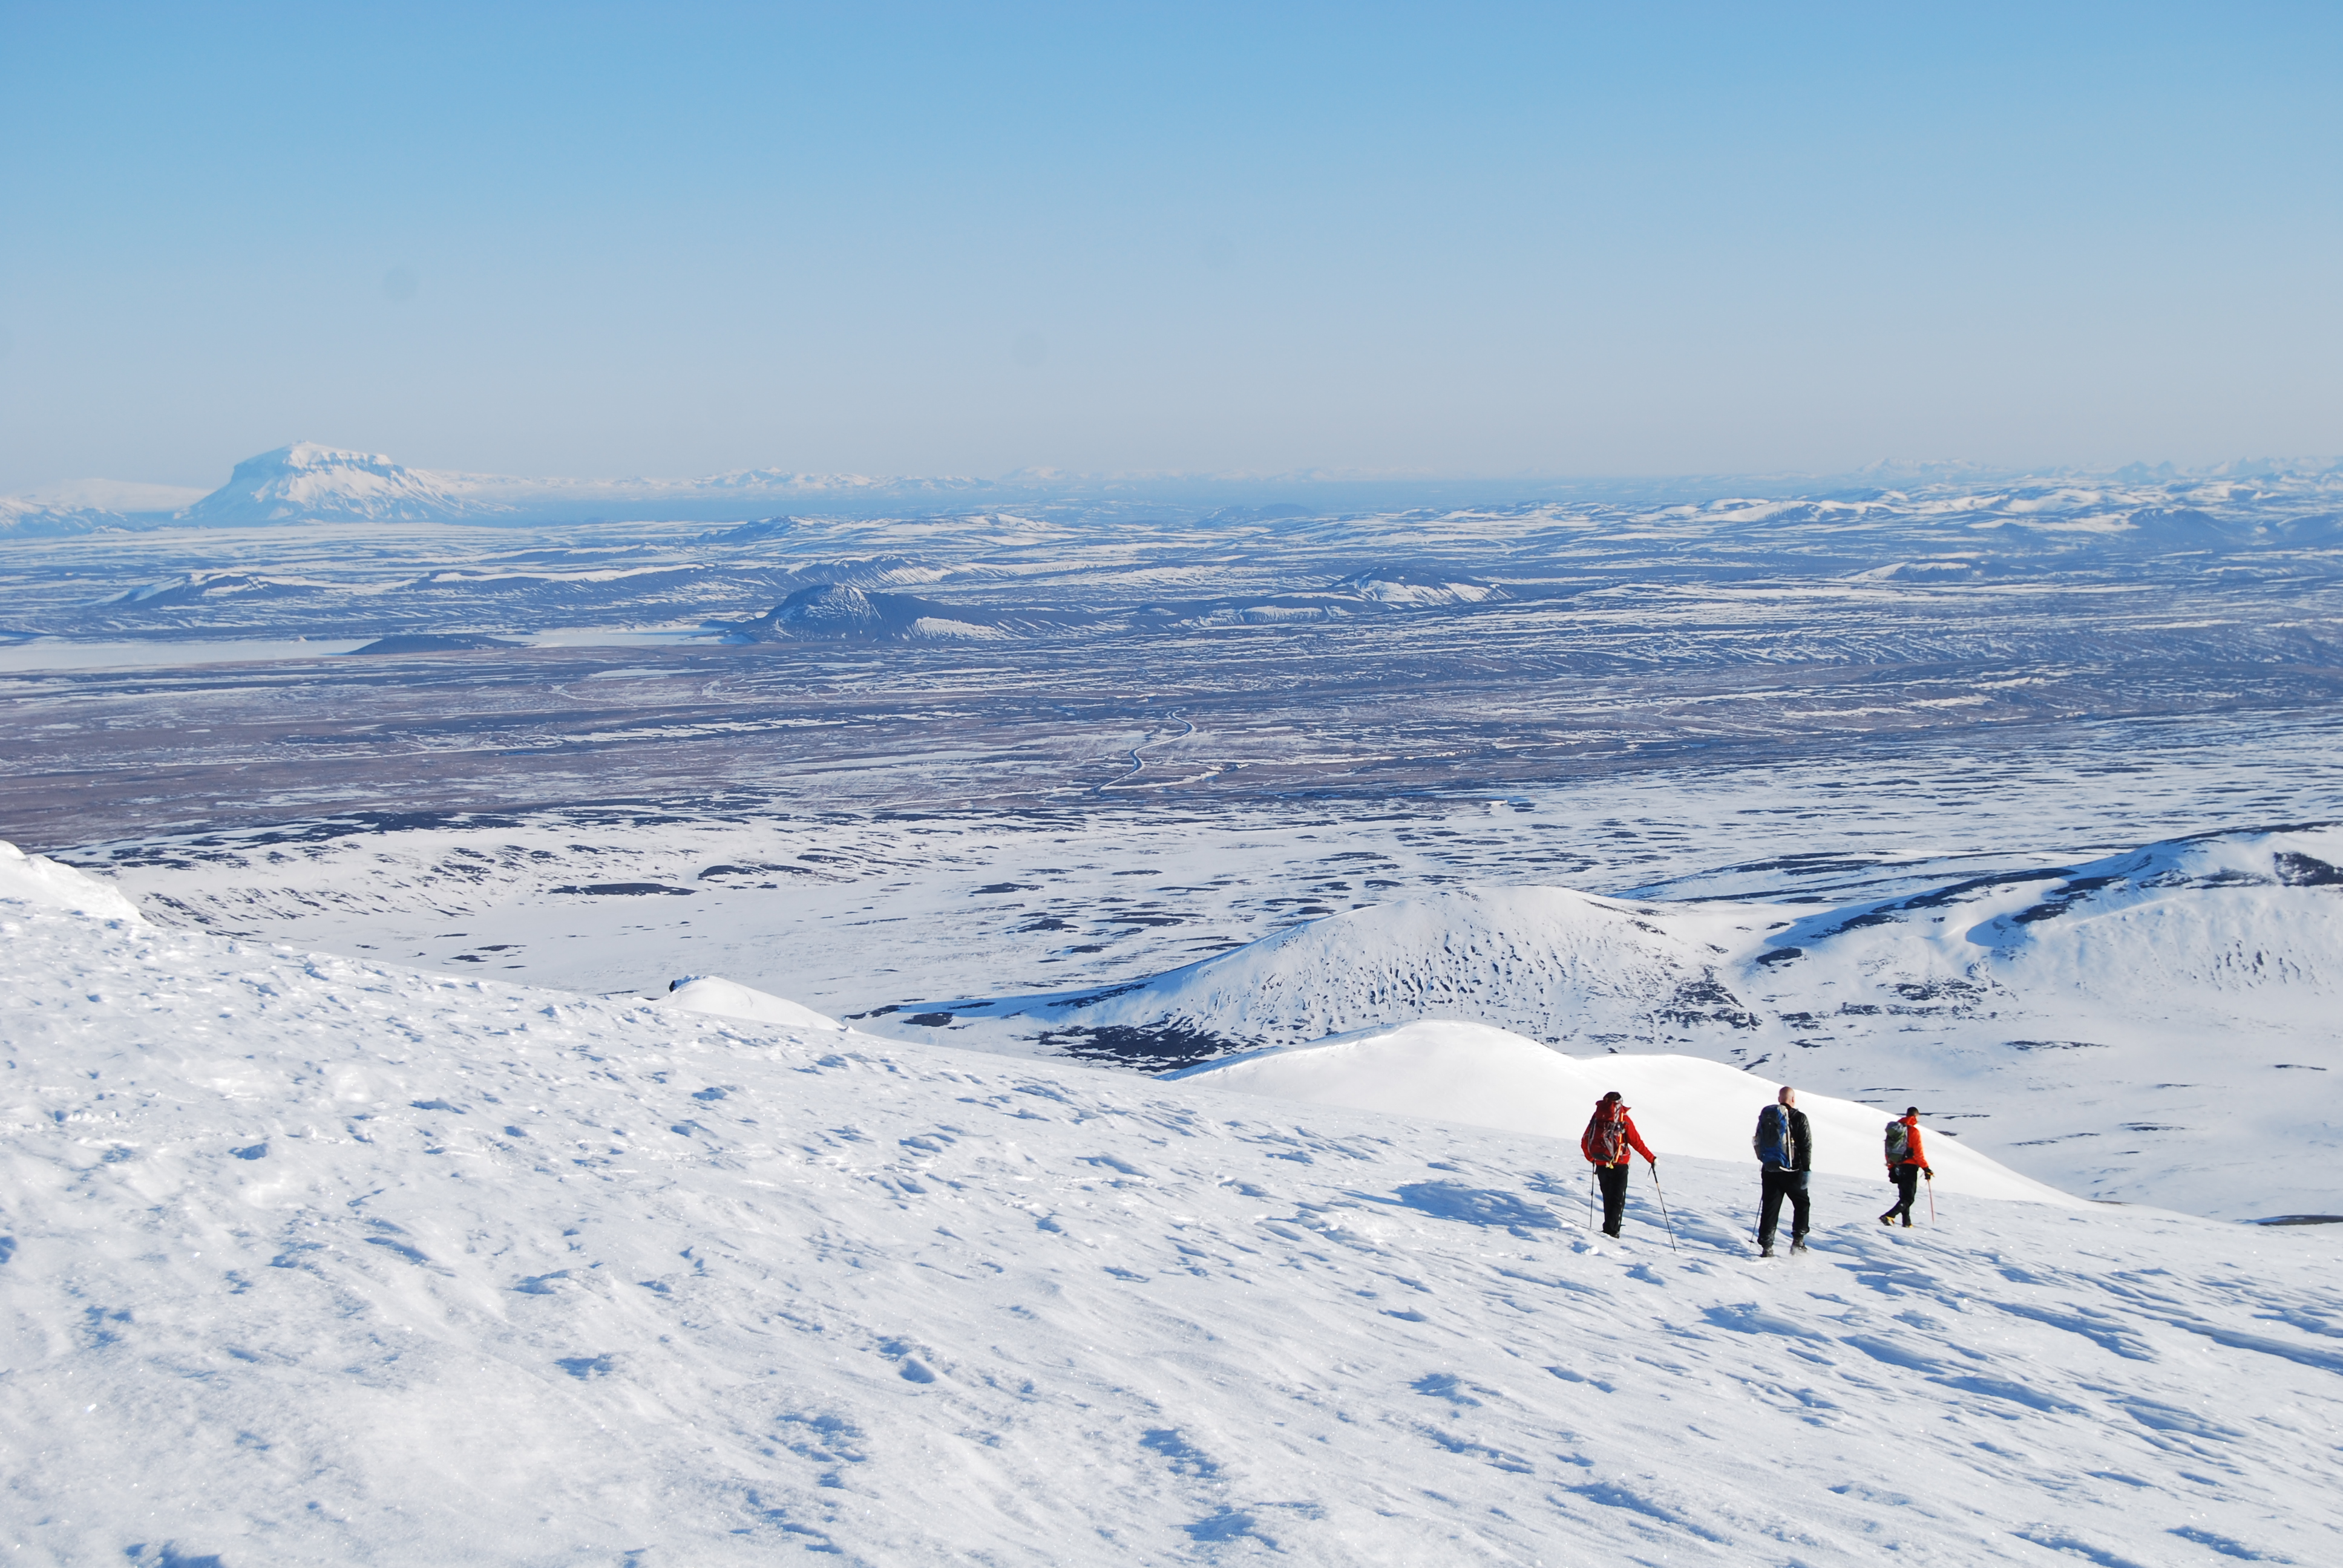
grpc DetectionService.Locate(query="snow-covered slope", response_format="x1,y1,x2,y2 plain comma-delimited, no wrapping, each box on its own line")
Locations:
1743,821,2343,1047
894,825,2343,1217
5,855,2343,1563
0,839,144,922
0,496,126,538
1325,565,1499,606
938,885,1760,1056
733,583,1017,641
658,973,844,1031
1170,1020,2077,1205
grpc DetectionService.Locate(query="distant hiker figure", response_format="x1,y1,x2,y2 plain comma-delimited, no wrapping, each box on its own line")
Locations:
1580,1090,1656,1238
1752,1085,1812,1257
1881,1106,1932,1226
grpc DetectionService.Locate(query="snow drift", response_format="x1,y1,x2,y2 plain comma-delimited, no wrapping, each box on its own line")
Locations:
658,973,843,1031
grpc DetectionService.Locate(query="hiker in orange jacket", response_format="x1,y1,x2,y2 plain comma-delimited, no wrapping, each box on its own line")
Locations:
1581,1090,1656,1238
1880,1106,1933,1227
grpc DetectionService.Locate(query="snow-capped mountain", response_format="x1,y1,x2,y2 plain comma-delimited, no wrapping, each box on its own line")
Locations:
163,444,1000,527
0,495,126,538
175,443,514,525
8,843,2343,1565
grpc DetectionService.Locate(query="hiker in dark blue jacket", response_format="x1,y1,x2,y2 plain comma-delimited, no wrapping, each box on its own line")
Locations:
1752,1085,1812,1257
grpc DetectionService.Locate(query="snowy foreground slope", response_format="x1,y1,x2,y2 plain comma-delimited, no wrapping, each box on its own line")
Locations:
6,869,2343,1563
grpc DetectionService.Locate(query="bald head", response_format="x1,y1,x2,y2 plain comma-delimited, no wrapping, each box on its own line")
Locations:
1777,1086,1797,1106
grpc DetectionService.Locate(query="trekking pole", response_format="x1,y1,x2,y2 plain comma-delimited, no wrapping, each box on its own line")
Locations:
1647,1162,1680,1254
1586,1167,1596,1232
1927,1174,1936,1226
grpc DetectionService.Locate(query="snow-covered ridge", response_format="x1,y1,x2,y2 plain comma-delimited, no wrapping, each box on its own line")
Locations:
658,973,844,1031
0,839,144,923
1173,1019,2077,1204
731,583,1037,642
4,850,2342,1563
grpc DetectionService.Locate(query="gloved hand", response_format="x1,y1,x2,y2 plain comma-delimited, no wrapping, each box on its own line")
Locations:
1923,1168,1934,1179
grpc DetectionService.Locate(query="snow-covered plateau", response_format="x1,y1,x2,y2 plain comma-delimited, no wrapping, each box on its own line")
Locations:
6,848,2343,1566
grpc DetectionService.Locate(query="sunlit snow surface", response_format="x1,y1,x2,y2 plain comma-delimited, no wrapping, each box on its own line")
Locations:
5,889,2342,1566
7,469,2343,1559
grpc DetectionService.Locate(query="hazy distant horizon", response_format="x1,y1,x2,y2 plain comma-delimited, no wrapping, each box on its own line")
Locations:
12,440,2339,517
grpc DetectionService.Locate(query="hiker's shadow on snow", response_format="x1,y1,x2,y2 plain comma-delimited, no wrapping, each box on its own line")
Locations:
1366,1181,1563,1238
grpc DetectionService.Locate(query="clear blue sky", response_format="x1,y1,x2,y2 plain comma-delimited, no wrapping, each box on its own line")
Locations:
3,1,2339,492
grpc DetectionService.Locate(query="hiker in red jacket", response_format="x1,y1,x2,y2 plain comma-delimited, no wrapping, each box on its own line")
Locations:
1581,1090,1656,1238
1881,1105,1933,1227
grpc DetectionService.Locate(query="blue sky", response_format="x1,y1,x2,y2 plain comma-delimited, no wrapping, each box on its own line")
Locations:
2,2,2338,491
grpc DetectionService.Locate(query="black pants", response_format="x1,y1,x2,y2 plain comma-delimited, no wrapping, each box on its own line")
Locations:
1596,1162,1631,1236
1884,1165,1920,1224
1759,1166,1810,1248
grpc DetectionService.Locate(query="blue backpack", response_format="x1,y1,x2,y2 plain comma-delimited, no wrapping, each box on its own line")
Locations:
1753,1104,1791,1166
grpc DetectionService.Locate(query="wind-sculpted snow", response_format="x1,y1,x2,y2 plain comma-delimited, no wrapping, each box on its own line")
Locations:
5,881,2343,1564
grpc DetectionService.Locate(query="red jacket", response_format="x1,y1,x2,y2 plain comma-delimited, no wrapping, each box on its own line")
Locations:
1581,1102,1655,1166
1894,1115,1928,1169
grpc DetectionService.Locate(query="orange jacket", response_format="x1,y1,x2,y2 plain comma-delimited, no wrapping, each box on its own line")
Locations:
1581,1103,1656,1166
1894,1115,1928,1169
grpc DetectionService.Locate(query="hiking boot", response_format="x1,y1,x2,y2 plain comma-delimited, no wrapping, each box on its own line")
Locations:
1790,1234,1808,1253
1878,1212,1894,1225
1759,1244,1774,1258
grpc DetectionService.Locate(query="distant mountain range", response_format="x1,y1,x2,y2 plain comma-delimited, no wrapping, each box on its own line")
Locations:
8,440,2343,536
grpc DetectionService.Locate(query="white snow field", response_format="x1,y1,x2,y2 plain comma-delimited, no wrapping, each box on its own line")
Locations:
8,855,2343,1565
1168,1021,2078,1206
